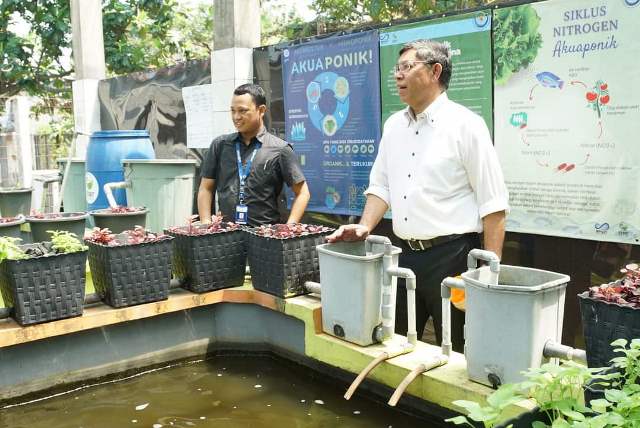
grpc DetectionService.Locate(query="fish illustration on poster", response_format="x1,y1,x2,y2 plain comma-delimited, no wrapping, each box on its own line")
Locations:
282,31,382,215
493,0,640,244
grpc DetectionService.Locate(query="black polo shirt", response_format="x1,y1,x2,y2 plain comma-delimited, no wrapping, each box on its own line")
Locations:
201,127,306,226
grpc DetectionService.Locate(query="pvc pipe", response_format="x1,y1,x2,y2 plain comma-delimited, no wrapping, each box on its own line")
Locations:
387,266,417,346
467,248,501,274
543,340,587,364
440,277,465,357
104,181,130,209
365,235,395,341
387,354,449,406
304,281,321,295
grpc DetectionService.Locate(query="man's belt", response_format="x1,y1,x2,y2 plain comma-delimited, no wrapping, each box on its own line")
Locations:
405,234,465,251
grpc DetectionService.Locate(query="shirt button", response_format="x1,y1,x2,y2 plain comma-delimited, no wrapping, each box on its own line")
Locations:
408,174,411,178
415,131,419,135
404,217,408,221
411,152,415,156
403,195,407,199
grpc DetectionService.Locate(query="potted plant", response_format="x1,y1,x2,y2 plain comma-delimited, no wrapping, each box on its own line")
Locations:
85,226,173,308
0,187,32,218
26,211,88,243
0,231,87,326
245,223,334,298
89,206,148,234
0,215,25,239
165,215,245,293
579,262,640,369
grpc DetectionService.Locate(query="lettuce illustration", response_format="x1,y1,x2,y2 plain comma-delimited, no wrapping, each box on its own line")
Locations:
493,5,542,85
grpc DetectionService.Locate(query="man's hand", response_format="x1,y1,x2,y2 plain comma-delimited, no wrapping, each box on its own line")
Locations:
325,224,370,243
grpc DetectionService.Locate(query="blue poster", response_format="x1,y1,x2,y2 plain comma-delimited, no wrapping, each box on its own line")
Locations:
283,31,382,215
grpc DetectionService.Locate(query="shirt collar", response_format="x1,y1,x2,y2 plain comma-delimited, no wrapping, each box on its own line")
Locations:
404,92,448,127
234,126,267,146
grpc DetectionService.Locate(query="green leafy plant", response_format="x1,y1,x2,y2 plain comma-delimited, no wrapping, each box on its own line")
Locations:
447,341,640,428
48,230,87,254
493,4,542,85
0,237,27,263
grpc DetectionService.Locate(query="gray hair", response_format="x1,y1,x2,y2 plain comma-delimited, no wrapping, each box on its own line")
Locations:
399,39,452,90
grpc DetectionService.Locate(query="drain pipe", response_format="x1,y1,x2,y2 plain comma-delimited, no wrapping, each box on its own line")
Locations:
304,281,321,295
543,340,587,364
345,235,417,400
388,354,449,406
441,276,466,357
104,181,130,209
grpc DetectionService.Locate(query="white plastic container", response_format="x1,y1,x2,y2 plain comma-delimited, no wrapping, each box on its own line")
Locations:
462,265,569,387
316,241,401,346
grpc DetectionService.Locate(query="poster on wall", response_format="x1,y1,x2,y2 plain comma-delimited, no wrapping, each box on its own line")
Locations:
282,31,381,215
493,0,640,244
379,11,493,130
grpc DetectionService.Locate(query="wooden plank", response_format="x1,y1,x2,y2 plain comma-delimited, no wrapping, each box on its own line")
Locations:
0,288,285,349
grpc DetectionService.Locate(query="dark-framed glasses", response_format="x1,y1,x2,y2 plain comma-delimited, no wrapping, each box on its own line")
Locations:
394,60,437,74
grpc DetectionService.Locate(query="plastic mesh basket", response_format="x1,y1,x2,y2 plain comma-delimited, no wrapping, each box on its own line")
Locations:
246,230,330,298
166,228,246,293
0,246,87,326
579,291,640,368
87,237,173,308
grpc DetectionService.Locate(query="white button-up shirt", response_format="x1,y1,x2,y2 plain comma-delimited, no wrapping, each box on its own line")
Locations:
365,92,509,240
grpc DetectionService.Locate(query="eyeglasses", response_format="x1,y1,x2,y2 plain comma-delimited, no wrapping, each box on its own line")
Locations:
394,60,437,74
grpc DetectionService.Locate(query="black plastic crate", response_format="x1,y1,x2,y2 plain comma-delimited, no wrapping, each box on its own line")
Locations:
87,237,173,308
246,230,329,298
0,244,87,326
579,291,640,368
166,228,246,293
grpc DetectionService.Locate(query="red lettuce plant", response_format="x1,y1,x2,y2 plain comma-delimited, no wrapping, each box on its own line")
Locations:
0,216,20,224
85,226,168,246
253,223,333,239
107,206,145,214
589,263,640,308
167,215,240,236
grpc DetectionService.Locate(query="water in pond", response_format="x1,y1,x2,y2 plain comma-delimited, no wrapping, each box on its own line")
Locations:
0,356,437,427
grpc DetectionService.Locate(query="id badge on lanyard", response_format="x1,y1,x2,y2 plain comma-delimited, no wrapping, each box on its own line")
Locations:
235,142,261,225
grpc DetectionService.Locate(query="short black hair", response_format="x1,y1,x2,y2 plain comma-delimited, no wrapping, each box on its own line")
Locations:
233,83,267,107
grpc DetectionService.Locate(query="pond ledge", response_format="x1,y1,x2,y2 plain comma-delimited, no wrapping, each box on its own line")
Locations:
0,284,533,421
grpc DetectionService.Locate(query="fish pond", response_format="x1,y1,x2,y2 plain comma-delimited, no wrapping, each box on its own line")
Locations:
0,355,443,427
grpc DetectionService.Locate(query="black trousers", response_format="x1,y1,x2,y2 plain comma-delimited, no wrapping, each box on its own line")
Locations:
394,233,481,353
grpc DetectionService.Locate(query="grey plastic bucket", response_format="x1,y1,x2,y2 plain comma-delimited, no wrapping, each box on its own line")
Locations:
316,241,401,346
462,265,569,387
122,159,197,233
0,188,32,218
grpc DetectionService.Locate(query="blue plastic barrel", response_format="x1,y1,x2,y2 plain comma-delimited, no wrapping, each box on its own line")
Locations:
86,130,155,210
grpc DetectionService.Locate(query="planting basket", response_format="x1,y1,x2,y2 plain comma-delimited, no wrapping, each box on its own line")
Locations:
27,212,88,243
0,244,87,326
87,237,173,308
90,208,148,234
0,215,25,239
166,228,246,293
578,290,640,368
246,230,330,298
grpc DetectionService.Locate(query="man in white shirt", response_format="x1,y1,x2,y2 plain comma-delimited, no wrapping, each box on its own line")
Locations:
326,39,509,352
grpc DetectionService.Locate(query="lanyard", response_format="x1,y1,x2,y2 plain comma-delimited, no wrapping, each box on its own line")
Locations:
235,141,261,204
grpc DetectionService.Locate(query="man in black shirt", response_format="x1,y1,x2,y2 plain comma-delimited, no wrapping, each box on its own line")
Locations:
198,84,310,226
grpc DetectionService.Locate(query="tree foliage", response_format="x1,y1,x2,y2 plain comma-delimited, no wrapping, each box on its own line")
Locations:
311,0,505,32
0,0,213,102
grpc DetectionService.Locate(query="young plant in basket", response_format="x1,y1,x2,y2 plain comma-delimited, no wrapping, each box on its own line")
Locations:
165,215,246,293
247,223,334,298
0,231,87,326
84,226,173,308
579,262,640,369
